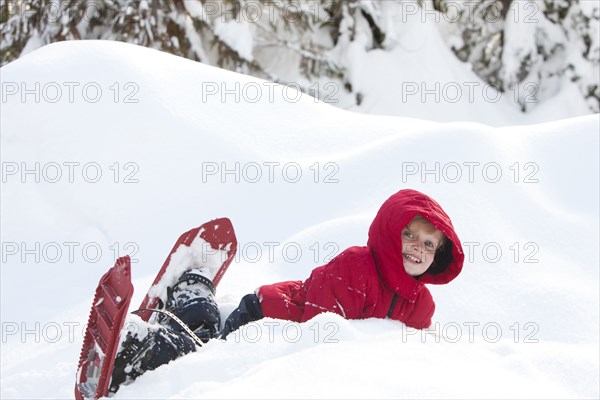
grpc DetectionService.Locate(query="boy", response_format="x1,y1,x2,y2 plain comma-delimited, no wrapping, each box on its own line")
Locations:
110,189,464,393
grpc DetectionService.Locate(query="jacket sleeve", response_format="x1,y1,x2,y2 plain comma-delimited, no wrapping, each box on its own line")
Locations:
256,280,305,322
402,287,435,329
299,252,370,323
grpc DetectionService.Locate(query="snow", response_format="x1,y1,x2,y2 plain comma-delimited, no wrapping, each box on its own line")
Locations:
145,235,230,313
213,19,255,61
115,315,594,399
0,40,598,399
324,0,594,124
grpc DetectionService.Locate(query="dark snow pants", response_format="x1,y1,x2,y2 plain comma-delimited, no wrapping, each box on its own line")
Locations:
109,293,263,393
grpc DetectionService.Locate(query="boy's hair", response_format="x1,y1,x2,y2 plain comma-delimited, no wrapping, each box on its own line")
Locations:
428,238,454,275
410,215,454,275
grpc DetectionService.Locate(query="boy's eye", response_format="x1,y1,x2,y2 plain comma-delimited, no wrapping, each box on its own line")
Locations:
424,241,435,249
403,230,414,239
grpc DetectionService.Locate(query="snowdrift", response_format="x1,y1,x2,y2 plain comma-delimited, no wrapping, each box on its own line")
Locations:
0,41,598,399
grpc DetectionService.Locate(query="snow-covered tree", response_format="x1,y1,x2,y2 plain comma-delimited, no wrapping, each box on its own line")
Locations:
1,0,598,112
1,0,85,61
433,0,599,112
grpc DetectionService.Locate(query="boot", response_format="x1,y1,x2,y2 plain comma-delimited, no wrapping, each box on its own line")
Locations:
161,268,221,340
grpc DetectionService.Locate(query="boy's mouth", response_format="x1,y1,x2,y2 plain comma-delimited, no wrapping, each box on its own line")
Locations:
403,253,421,264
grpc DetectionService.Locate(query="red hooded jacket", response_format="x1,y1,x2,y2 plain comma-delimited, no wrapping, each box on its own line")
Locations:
256,189,464,329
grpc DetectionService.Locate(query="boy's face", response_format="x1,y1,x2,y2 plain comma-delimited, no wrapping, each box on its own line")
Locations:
401,217,445,277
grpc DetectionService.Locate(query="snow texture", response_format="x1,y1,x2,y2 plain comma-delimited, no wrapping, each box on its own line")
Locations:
0,40,598,399
146,233,231,312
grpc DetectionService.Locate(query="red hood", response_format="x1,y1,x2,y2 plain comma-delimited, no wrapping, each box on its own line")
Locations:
367,189,464,302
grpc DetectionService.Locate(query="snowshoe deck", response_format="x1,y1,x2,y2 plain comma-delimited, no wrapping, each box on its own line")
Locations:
137,217,237,322
75,256,133,399
75,217,237,398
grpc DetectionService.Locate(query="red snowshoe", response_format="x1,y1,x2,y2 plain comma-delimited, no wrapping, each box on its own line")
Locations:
74,218,237,399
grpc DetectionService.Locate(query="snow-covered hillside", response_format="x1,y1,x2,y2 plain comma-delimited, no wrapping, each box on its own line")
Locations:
0,41,598,399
